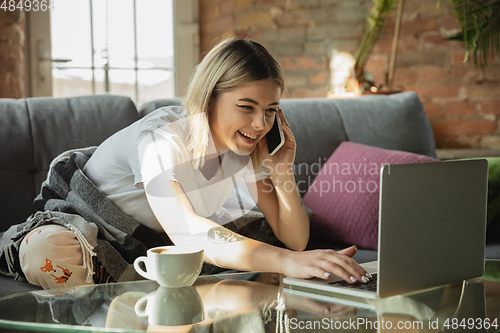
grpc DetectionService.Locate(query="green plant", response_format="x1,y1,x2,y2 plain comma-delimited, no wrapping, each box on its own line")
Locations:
354,0,399,92
444,0,500,66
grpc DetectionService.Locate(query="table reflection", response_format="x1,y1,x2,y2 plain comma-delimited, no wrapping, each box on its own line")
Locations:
134,286,204,326
0,271,497,333
283,279,489,333
105,273,282,332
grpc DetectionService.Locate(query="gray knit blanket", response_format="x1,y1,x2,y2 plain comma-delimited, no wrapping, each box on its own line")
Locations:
0,147,171,284
0,147,284,285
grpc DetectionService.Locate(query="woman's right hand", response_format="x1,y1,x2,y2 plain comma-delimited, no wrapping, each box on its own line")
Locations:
281,245,370,284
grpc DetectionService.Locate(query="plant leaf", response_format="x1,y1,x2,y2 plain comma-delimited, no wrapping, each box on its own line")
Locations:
447,0,500,66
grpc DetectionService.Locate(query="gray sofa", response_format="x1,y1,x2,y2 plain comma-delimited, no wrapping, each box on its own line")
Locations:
0,91,497,298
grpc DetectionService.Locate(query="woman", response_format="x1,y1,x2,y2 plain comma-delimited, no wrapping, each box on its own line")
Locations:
19,37,370,289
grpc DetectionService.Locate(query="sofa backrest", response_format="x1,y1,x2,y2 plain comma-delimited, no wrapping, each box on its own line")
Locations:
139,91,437,194
0,91,435,231
0,95,139,231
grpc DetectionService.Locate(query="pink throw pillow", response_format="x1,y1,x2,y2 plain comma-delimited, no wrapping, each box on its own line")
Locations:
303,142,438,250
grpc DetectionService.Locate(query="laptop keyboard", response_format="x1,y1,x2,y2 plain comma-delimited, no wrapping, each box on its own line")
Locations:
328,274,378,292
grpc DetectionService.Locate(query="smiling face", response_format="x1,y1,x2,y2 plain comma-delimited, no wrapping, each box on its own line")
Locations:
209,79,281,156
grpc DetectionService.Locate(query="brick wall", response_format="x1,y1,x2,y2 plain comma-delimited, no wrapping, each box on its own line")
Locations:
0,11,25,98
199,0,500,149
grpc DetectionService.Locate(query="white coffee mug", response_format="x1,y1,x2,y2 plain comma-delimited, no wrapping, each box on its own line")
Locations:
133,245,204,288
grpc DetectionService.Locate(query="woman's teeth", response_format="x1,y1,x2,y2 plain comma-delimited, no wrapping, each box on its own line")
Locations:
238,130,257,140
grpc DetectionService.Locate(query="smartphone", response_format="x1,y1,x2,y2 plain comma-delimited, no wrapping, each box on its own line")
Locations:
266,114,285,155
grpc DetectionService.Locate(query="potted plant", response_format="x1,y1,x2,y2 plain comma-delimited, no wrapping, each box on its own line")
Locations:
354,0,500,93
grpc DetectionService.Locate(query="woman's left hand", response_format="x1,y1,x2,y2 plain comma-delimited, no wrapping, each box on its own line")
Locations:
258,108,296,179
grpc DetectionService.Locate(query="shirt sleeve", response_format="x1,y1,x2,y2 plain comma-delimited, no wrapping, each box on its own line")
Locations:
133,130,182,185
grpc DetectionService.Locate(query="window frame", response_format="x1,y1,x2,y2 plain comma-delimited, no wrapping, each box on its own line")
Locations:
24,0,199,99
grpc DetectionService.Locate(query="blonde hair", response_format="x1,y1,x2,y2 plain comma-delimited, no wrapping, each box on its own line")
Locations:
182,37,285,169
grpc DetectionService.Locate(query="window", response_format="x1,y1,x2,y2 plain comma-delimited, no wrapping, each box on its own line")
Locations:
26,0,199,103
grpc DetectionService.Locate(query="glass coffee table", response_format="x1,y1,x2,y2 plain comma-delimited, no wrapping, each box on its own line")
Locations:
0,263,499,333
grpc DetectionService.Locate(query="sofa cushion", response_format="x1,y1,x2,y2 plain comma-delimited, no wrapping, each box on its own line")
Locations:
28,95,140,172
335,91,437,158
303,142,438,250
453,157,500,231
280,98,350,194
0,99,36,230
138,98,182,118
0,275,41,298
0,99,35,171
0,95,140,232
486,158,500,227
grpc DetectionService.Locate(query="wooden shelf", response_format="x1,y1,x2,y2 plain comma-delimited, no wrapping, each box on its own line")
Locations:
436,148,500,160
